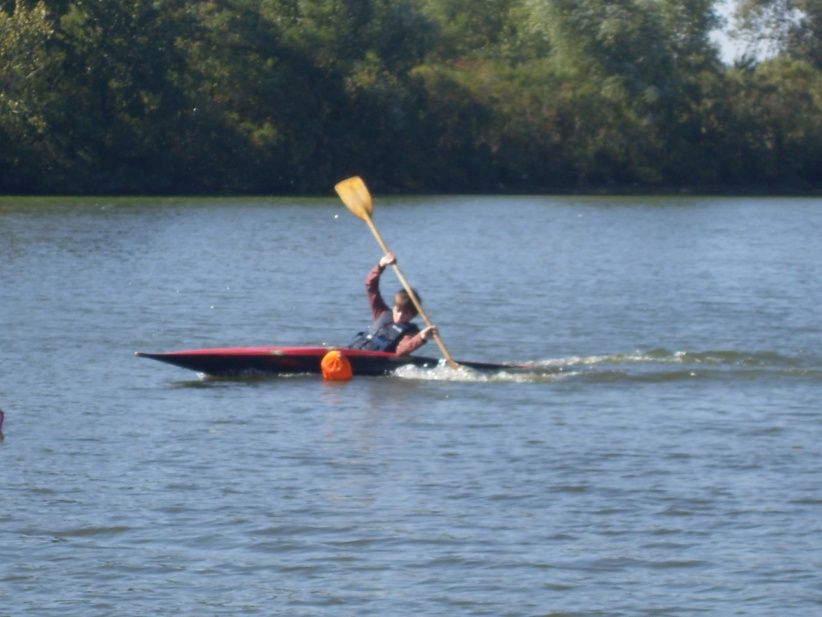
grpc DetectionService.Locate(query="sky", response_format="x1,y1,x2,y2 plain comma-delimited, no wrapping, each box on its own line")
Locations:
712,0,743,63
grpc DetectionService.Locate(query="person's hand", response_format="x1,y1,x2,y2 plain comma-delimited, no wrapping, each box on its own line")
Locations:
420,325,438,341
379,252,396,268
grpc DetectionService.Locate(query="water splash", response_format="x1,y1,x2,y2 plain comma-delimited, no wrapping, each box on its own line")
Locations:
393,363,566,383
392,349,822,384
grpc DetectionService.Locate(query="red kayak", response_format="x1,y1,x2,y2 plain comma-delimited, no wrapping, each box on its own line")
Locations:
135,346,527,377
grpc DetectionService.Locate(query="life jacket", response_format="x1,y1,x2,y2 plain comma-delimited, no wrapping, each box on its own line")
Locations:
348,312,419,352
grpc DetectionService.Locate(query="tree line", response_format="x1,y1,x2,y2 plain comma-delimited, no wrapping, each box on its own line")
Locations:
2,0,820,195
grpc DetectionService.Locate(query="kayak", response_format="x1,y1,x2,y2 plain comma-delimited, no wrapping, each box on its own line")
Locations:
135,346,527,377
135,346,526,377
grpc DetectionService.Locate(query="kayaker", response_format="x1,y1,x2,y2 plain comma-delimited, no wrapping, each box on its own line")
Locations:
349,252,438,355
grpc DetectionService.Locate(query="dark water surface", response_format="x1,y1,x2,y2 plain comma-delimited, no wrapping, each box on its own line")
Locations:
1,196,821,616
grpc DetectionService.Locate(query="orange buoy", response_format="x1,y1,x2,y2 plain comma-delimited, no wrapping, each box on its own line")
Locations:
321,350,353,381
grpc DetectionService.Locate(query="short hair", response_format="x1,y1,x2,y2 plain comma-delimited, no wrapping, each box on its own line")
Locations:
393,288,421,315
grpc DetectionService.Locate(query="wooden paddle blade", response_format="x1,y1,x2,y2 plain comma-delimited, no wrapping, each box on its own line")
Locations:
335,176,373,221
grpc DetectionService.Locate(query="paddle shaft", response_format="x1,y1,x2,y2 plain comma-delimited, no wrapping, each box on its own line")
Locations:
362,215,458,368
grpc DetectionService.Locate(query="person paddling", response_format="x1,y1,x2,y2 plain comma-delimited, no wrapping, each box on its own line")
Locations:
348,252,438,355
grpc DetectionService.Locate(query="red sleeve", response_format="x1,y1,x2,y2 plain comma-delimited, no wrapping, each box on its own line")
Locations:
395,332,426,356
365,263,390,320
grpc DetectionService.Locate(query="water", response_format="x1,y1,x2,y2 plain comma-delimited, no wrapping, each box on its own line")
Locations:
1,195,821,616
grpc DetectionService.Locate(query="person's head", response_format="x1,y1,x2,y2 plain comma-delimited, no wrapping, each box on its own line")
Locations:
392,289,420,323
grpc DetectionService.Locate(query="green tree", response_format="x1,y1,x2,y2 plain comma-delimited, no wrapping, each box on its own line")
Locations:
724,57,822,189
1,0,820,194
0,1,56,192
528,0,725,187
44,0,204,192
174,0,442,193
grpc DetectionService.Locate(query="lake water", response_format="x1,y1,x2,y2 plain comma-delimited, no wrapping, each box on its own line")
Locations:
1,195,821,616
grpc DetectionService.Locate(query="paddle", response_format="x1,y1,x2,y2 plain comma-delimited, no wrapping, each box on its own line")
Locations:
335,176,459,369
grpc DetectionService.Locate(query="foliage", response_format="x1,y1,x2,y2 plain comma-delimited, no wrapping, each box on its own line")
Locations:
0,1,55,191
1,0,821,194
